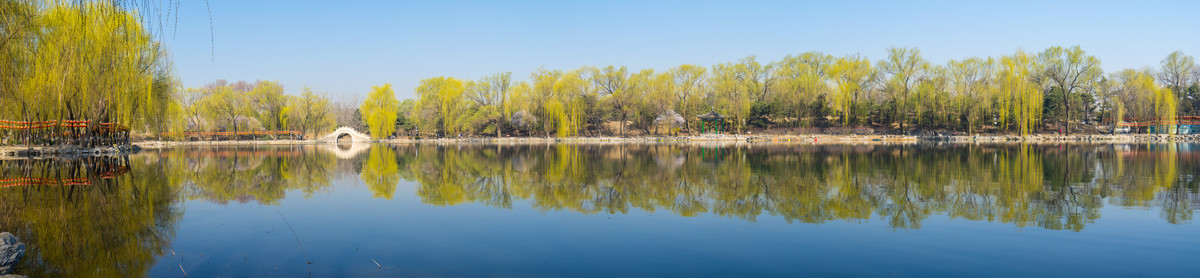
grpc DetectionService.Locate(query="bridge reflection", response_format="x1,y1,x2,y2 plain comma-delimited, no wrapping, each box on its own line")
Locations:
1,143,1197,276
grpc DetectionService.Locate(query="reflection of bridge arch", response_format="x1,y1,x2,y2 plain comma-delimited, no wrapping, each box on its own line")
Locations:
316,126,371,143
319,143,371,159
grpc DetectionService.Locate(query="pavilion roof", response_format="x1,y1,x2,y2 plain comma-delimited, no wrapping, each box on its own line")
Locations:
697,111,726,120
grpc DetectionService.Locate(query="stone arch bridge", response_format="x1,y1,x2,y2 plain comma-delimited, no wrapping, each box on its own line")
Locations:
316,126,372,143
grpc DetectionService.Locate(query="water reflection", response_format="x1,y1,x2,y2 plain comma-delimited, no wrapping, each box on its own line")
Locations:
169,146,338,204
0,157,180,277
0,143,1197,276
385,144,1198,230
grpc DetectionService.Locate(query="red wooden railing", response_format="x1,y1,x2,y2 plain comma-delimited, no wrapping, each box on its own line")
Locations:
1117,116,1200,127
161,130,302,137
0,120,128,132
0,169,128,188
0,119,130,146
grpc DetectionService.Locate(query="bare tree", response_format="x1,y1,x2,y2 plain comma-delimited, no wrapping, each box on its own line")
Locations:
1039,46,1101,135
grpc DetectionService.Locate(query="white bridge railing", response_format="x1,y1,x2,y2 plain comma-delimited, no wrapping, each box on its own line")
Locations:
316,126,372,142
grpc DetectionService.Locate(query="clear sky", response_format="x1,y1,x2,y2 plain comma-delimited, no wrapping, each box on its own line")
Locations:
166,0,1200,101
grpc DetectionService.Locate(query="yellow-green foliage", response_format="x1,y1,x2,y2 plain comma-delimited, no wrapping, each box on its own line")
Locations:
2,1,173,129
395,47,1194,137
827,55,873,126
552,69,592,137
1153,79,1178,134
708,61,753,133
998,51,1042,136
362,83,400,138
199,85,251,133
362,146,401,199
288,87,336,136
251,81,288,134
1110,68,1177,133
774,52,832,127
412,77,466,136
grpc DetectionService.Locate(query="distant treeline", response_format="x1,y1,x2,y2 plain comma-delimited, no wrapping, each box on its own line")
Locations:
361,47,1199,138
177,80,338,140
7,2,1199,141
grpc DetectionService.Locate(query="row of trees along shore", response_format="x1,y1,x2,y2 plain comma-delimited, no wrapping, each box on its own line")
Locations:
178,80,338,140
360,47,1200,139
5,2,1199,142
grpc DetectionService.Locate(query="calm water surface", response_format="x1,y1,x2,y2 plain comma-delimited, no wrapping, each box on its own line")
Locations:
1,143,1199,277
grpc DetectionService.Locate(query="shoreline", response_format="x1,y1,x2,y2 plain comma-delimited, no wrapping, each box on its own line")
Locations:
384,134,1200,145
126,134,1200,148
0,145,135,160
2,134,1197,158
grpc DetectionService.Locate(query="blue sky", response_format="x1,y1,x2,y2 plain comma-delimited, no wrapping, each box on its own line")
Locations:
166,0,1200,101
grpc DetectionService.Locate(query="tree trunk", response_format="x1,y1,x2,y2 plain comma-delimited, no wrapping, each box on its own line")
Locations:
1063,93,1071,135
620,113,626,137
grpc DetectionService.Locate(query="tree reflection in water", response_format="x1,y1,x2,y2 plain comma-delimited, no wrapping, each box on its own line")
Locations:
173,146,338,204
142,143,1197,230
0,156,181,277
0,143,1196,276
389,143,1198,231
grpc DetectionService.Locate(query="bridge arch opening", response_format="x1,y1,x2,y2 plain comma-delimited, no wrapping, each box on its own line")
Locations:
336,133,353,144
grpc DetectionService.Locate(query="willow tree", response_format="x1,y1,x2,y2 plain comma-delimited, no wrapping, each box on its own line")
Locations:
0,0,38,120
200,85,250,139
1038,46,1101,135
592,65,630,136
913,65,949,129
736,56,777,107
710,62,752,133
668,64,706,132
251,81,288,138
289,87,335,138
1154,83,1178,135
878,47,929,133
0,1,178,146
1111,70,1153,124
1113,69,1177,134
143,60,181,139
828,55,874,126
179,87,208,131
413,77,466,137
625,69,676,134
1158,51,1196,97
947,57,995,134
774,52,832,127
361,83,400,138
505,81,536,134
26,1,168,125
644,71,678,134
552,68,594,137
469,72,512,137
529,69,562,137
998,51,1042,136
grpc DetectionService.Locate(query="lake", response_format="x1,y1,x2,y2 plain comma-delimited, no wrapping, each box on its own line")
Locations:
1,143,1198,277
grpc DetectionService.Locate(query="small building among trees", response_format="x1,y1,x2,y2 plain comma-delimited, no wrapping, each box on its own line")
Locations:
697,111,728,134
